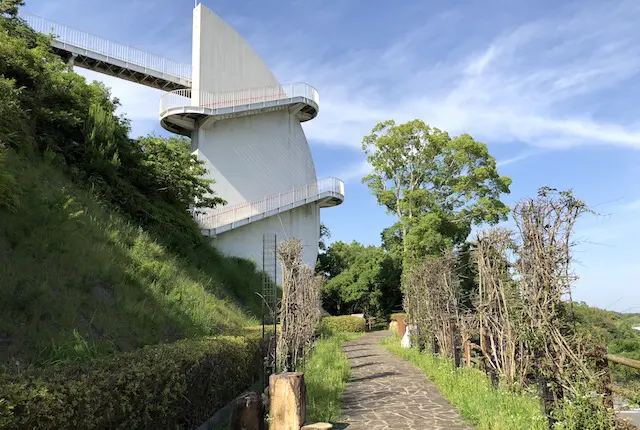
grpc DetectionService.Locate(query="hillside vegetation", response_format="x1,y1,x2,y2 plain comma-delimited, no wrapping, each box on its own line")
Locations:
0,4,263,369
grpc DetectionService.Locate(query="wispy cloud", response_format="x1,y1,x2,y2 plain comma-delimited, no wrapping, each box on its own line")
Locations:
277,0,640,151
624,199,640,211
496,152,537,167
334,159,371,184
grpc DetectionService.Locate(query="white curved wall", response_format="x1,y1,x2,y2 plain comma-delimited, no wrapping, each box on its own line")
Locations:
195,110,317,206
192,4,280,93
212,203,320,270
191,4,320,270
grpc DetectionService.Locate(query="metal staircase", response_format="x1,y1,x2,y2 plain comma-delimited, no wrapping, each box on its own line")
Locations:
194,177,344,237
159,83,319,136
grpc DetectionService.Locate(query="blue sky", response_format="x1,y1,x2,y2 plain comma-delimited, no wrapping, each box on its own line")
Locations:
22,0,640,312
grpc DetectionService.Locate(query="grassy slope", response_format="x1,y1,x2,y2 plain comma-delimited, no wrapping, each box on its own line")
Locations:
303,334,361,423
0,152,263,368
382,336,547,430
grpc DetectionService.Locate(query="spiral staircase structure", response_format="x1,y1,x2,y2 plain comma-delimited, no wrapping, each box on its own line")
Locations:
23,3,344,268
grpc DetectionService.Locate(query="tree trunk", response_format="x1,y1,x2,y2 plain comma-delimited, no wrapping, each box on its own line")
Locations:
269,372,306,430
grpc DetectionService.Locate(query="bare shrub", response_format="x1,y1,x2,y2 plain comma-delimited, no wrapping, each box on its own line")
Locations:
404,252,460,356
277,238,323,371
475,228,528,387
513,187,613,425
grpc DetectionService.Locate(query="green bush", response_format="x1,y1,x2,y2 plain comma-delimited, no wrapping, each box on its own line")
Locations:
390,312,406,322
318,316,366,336
0,334,262,429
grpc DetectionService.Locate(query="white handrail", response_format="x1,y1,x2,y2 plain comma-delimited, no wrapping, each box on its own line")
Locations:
22,14,192,81
194,177,344,230
159,82,320,114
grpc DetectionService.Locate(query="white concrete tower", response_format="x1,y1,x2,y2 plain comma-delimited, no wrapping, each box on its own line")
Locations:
159,4,343,268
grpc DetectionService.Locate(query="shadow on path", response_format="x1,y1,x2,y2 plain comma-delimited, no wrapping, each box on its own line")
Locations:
339,331,473,430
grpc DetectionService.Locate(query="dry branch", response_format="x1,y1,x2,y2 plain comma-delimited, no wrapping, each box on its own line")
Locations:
277,238,323,371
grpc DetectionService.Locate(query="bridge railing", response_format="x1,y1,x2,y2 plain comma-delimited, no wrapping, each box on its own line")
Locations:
194,177,344,230
159,82,320,114
22,14,192,81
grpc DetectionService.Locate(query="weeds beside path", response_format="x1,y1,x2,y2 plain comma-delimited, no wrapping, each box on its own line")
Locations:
382,335,548,430
303,333,362,423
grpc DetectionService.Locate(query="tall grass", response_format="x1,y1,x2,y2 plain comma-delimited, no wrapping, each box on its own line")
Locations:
0,151,263,368
382,337,548,430
303,334,361,423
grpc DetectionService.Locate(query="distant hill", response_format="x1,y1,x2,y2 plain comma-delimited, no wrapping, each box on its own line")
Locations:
572,302,640,384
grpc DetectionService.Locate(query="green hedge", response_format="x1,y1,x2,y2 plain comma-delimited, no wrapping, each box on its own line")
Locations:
0,334,262,429
318,316,366,336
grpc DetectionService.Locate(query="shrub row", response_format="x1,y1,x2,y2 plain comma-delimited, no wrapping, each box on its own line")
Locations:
318,316,366,336
0,334,262,429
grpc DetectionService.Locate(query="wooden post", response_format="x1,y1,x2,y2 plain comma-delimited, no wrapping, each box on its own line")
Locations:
230,392,264,430
269,372,306,430
451,320,461,368
597,349,613,409
464,336,471,368
606,353,640,370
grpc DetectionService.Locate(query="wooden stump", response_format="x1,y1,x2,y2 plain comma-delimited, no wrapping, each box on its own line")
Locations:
301,423,333,430
269,372,306,430
229,391,264,430
388,320,398,334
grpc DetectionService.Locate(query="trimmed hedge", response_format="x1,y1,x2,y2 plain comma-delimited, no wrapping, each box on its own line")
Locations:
390,313,407,322
0,334,262,429
318,316,366,336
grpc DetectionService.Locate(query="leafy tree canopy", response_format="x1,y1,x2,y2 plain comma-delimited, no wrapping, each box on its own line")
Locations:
362,119,511,265
321,241,402,317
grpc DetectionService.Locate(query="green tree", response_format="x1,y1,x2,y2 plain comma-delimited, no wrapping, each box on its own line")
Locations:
362,119,511,265
316,223,331,275
321,241,402,317
0,0,23,17
136,135,224,209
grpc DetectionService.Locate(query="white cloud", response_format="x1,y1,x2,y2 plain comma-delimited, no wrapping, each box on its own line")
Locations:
63,0,640,155
285,0,640,151
624,199,640,211
334,159,371,184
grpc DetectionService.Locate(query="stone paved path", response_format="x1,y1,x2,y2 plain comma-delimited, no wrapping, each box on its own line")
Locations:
338,331,472,430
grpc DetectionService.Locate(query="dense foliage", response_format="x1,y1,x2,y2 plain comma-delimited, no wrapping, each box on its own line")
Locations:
362,119,511,266
318,316,366,336
0,333,262,429
319,241,402,317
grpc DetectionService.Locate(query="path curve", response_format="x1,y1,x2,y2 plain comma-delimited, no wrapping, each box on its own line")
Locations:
339,331,472,430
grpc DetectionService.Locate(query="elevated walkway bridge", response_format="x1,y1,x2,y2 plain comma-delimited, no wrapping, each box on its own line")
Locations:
22,14,192,91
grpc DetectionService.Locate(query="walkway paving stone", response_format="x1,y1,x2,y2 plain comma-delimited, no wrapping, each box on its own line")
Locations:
338,331,472,430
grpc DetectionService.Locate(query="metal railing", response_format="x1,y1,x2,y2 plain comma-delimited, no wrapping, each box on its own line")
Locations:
159,82,320,114
22,14,192,81
194,177,344,230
